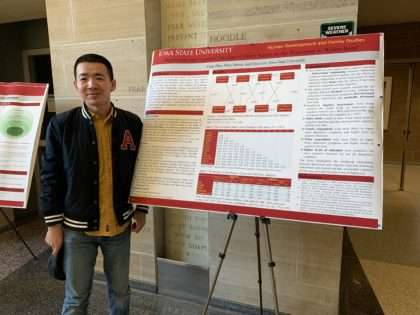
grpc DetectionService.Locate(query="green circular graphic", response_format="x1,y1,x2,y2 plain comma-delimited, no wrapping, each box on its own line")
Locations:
0,109,33,139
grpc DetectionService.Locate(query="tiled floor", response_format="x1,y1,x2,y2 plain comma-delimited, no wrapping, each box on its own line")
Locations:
348,164,420,315
0,215,382,315
0,250,244,315
0,216,245,315
0,212,46,281
339,229,383,315
1,164,419,314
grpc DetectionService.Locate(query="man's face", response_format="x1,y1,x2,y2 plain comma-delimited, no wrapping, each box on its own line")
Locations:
74,62,116,111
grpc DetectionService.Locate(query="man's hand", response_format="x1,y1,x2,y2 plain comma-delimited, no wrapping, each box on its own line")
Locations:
131,211,146,233
45,224,63,255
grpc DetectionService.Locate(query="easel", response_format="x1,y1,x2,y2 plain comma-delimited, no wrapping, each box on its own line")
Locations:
0,208,38,260
202,213,280,315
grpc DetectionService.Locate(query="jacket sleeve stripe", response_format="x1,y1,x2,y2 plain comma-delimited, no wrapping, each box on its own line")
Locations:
64,217,88,228
45,217,64,224
122,209,135,220
45,214,63,219
64,221,88,229
64,217,88,225
44,213,64,224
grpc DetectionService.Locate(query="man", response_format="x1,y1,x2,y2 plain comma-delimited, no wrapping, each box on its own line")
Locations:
40,53,148,315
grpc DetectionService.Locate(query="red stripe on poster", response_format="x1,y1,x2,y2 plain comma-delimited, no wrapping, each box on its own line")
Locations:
233,105,247,113
214,129,294,133
129,197,379,228
255,104,269,112
145,110,204,116
216,76,229,83
0,187,24,192
280,72,295,80
0,200,24,207
277,104,293,112
0,83,47,96
306,60,376,69
152,70,209,76
197,173,291,194
236,75,250,83
298,173,374,183
0,102,40,106
258,73,272,81
214,65,301,75
201,130,219,165
152,34,381,65
212,106,225,113
0,170,27,175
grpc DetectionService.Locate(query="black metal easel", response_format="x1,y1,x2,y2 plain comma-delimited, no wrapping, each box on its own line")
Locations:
202,214,280,315
0,208,38,260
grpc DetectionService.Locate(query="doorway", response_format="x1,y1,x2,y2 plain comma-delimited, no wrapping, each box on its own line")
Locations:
384,62,420,191
20,48,55,215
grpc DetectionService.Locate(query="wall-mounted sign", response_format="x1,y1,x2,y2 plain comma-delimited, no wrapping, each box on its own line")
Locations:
321,21,354,37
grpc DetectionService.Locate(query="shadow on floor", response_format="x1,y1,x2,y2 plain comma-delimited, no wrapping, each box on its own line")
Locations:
339,228,384,315
0,214,387,315
0,250,244,315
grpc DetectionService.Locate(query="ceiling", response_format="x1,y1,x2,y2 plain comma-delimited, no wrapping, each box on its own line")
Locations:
0,0,420,26
0,0,46,24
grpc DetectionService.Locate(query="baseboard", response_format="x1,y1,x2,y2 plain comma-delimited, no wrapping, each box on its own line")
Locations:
210,297,289,315
94,272,157,294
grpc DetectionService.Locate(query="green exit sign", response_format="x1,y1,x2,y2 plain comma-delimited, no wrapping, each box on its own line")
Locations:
321,21,354,37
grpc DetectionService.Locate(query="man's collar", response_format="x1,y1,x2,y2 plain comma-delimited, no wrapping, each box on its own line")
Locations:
82,103,117,121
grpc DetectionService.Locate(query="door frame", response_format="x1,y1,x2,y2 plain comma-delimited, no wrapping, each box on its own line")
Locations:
385,59,419,190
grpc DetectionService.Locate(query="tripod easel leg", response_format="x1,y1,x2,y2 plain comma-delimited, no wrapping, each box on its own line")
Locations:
0,208,38,260
255,217,263,315
202,213,238,315
261,217,279,315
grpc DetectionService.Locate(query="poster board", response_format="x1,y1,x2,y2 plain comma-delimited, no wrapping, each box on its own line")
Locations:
0,82,48,208
130,33,384,229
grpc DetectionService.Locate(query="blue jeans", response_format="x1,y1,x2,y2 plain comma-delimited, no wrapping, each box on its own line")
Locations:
62,228,131,315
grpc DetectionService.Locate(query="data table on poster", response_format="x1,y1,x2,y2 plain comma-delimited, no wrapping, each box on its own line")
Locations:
197,181,291,209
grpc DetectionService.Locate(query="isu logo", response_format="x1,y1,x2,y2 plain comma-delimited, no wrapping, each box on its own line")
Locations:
120,130,136,151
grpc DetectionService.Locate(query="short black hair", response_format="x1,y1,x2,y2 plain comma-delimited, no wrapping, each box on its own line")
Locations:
73,53,114,80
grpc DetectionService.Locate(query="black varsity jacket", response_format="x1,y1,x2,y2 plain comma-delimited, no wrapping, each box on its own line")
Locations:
39,104,147,230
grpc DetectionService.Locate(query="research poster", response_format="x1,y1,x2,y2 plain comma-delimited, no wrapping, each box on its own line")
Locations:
130,33,384,229
0,82,48,208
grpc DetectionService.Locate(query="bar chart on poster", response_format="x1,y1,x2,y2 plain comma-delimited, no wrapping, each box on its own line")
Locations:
130,33,384,229
0,83,48,208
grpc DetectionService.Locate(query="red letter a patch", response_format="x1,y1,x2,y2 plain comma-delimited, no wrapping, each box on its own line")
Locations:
120,130,136,151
